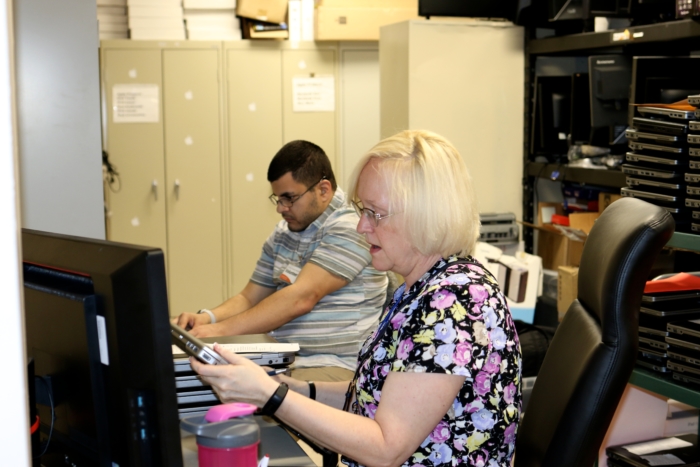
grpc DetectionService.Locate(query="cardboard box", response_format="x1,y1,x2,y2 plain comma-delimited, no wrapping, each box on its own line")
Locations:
557,265,578,319
315,6,419,40
569,211,599,235
530,227,584,270
237,0,287,23
599,192,622,213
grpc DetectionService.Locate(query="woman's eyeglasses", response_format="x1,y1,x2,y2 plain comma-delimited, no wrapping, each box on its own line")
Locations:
351,200,397,227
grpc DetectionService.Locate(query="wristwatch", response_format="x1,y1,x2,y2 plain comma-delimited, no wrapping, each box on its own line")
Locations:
197,308,216,324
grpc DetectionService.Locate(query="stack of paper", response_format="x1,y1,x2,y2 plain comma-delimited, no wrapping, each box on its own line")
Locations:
97,0,128,40
287,0,313,42
183,1,242,41
128,0,186,40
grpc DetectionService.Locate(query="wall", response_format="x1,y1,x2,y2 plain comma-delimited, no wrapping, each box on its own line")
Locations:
0,0,31,463
14,0,105,239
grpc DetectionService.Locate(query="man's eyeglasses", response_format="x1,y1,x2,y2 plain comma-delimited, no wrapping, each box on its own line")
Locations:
269,177,325,208
351,200,397,227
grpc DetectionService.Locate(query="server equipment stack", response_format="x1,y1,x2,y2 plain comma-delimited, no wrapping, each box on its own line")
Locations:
686,94,700,233
637,288,700,376
621,99,700,234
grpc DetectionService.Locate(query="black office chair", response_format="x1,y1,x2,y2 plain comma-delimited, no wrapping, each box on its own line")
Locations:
514,197,675,467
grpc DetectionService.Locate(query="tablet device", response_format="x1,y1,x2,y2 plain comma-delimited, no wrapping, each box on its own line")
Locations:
633,117,688,135
689,186,700,196
688,173,700,183
691,121,700,132
641,292,700,304
689,134,700,145
674,371,700,388
666,334,700,352
638,106,697,120
668,360,700,377
691,147,700,157
171,322,228,365
691,161,700,170
689,95,700,106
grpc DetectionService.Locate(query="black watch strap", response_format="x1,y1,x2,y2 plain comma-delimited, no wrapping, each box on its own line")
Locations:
260,383,289,416
307,380,316,400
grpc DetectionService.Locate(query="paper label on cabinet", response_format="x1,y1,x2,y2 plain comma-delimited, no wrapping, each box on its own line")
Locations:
113,84,159,123
292,76,335,112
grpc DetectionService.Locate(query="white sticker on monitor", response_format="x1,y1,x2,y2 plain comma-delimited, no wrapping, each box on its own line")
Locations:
96,315,110,366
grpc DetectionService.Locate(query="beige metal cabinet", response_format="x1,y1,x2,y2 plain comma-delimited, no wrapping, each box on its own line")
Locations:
101,41,225,315
224,42,339,294
380,20,525,217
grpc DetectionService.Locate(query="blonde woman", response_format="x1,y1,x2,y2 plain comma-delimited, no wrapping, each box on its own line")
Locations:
192,130,522,467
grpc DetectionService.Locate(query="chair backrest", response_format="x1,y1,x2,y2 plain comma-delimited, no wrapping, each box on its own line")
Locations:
514,198,675,467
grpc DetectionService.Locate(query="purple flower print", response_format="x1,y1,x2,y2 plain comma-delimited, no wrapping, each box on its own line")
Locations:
397,338,414,359
491,327,507,350
469,284,489,304
467,450,488,467
430,421,451,443
474,371,491,396
465,399,484,414
381,364,390,377
504,422,517,445
483,308,498,329
454,434,467,452
482,352,502,374
441,273,469,286
366,403,378,419
391,312,407,329
471,408,495,431
435,318,457,343
428,443,453,465
434,344,456,369
504,383,517,404
431,289,457,310
373,346,387,361
454,342,473,366
467,264,483,274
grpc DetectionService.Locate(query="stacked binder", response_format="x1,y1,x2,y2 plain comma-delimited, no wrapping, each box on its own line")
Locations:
127,0,186,40
621,97,700,234
97,0,129,40
183,0,241,40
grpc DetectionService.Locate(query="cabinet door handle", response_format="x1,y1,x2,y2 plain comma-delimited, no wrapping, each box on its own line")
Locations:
174,179,181,200
152,180,158,201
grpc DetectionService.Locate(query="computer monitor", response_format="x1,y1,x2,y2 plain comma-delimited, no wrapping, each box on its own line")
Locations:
631,57,700,112
588,55,632,132
23,229,182,467
418,0,519,20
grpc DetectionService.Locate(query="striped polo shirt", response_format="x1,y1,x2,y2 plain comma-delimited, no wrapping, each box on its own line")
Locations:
251,188,388,370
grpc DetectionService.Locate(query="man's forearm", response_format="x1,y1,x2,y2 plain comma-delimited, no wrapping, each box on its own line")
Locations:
213,284,315,336
210,294,256,322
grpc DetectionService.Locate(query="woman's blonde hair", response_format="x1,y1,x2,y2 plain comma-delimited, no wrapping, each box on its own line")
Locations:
349,129,481,258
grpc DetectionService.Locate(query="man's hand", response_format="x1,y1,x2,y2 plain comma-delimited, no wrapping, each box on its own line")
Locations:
173,311,210,330
188,323,225,338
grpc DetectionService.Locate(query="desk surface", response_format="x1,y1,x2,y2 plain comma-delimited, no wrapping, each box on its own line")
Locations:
181,416,317,467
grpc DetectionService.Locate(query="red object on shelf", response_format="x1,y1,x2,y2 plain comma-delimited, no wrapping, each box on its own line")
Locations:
551,214,570,226
644,272,700,294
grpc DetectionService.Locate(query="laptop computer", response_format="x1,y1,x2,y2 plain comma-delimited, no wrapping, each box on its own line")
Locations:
638,107,696,120
173,332,297,373
622,164,684,180
633,117,688,135
606,434,700,467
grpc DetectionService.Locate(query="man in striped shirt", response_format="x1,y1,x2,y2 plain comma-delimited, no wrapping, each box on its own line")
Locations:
175,140,387,381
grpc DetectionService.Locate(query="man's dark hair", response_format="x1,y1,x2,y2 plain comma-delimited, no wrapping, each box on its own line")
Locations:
267,140,337,190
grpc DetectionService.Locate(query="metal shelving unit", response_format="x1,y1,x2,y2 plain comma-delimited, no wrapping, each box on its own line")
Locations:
523,19,700,406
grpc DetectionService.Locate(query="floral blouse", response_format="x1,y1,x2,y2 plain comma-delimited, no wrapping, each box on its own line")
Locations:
341,256,522,467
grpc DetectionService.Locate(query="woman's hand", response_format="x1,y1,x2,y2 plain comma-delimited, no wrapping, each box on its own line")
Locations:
190,344,279,407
